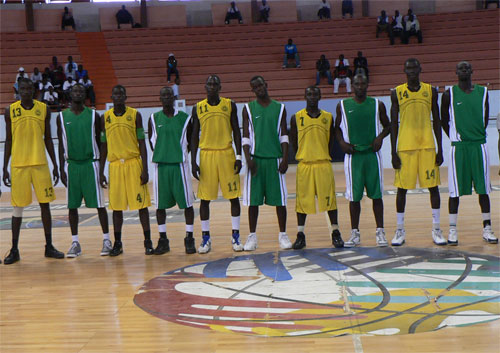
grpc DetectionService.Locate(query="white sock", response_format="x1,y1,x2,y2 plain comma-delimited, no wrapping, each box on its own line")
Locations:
397,212,405,229
279,232,287,237
201,220,210,232
449,213,458,229
103,233,110,240
72,235,79,242
482,213,491,222
158,224,167,233
297,226,305,232
249,232,256,237
231,216,240,231
432,208,440,229
331,223,339,230
186,224,194,232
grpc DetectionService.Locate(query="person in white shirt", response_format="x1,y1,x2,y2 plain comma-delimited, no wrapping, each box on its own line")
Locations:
172,77,180,99
43,86,59,106
335,54,350,69
391,10,404,44
15,67,28,82
318,0,331,19
78,75,96,106
63,76,77,102
64,56,78,76
30,67,43,85
403,14,422,44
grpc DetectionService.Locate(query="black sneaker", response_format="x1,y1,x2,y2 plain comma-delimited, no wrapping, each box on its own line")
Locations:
184,233,196,254
109,241,123,257
292,232,306,250
45,244,65,259
154,237,170,255
144,239,154,255
4,248,20,265
331,229,344,248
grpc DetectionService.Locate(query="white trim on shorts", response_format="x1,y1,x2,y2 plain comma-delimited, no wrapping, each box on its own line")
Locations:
277,157,288,206
92,160,105,208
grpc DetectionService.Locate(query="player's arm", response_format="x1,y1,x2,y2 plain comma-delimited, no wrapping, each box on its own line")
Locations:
190,104,200,180
278,107,288,174
484,91,489,129
99,113,108,188
230,100,242,174
440,89,451,137
136,112,148,185
390,89,401,169
56,113,67,187
289,114,298,157
242,105,256,176
431,86,443,166
328,116,335,159
334,102,354,154
44,105,59,185
147,114,154,151
372,101,391,152
3,106,12,187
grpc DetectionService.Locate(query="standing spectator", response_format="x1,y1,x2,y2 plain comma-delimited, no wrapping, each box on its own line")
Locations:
166,53,179,83
116,5,134,29
403,14,422,44
225,1,243,24
316,54,333,85
283,38,301,68
342,0,353,18
61,7,75,30
391,10,404,44
353,51,369,79
65,64,77,80
376,10,392,40
172,78,180,100
43,86,59,107
15,67,28,81
30,67,43,86
50,57,59,73
65,56,78,76
335,54,350,70
259,0,270,23
318,0,331,20
63,76,76,102
79,75,96,107
334,62,351,94
75,64,88,80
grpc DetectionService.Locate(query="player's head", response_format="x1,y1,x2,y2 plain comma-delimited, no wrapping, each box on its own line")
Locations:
70,83,87,104
305,85,321,106
111,85,127,105
456,61,472,81
18,78,34,101
160,86,175,107
250,75,268,99
205,75,221,97
404,58,421,80
352,73,368,98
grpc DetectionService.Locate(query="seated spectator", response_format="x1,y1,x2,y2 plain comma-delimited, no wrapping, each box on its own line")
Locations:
38,75,53,100
61,7,75,31
166,53,179,83
172,78,180,100
62,76,76,102
391,10,404,44
283,38,301,68
76,64,88,80
342,0,353,18
259,0,270,23
318,0,331,20
116,5,134,29
376,10,392,39
43,86,59,108
335,54,350,70
65,56,78,76
30,67,43,85
66,64,77,80
52,66,66,91
403,8,416,23
225,1,243,25
13,77,22,100
403,14,422,44
485,0,499,8
353,51,368,79
334,62,351,94
316,54,333,85
79,75,96,107
15,67,28,81
43,67,53,82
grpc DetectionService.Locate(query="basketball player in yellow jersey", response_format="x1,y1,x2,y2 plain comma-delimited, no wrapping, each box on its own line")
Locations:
390,58,444,246
99,85,153,256
2,78,64,264
191,75,242,254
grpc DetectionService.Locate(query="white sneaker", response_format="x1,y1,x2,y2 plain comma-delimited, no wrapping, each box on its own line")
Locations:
432,228,446,246
345,229,361,248
231,233,244,252
278,233,292,250
483,225,498,244
198,234,211,254
244,233,258,251
376,229,388,247
100,239,113,256
67,241,81,258
391,228,406,246
448,228,458,245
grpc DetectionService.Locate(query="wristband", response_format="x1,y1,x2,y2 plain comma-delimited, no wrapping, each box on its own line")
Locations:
236,155,242,161
242,137,251,146
279,135,289,144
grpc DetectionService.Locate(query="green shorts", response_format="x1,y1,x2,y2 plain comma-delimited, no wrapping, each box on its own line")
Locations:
67,160,105,209
153,161,193,209
344,150,383,202
243,156,287,207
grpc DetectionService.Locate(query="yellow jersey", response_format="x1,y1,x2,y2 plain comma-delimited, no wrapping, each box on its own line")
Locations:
395,82,435,151
104,106,140,162
197,97,233,150
295,109,332,162
10,100,48,167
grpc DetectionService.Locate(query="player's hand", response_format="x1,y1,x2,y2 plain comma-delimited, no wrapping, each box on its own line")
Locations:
140,169,148,185
234,160,242,175
392,153,401,169
99,173,108,189
372,136,383,152
340,141,355,154
435,151,444,166
278,158,288,174
192,162,200,180
52,167,59,186
3,169,11,187
247,158,257,176
60,169,68,187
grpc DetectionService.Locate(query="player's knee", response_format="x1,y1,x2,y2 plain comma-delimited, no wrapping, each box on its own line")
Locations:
13,207,24,217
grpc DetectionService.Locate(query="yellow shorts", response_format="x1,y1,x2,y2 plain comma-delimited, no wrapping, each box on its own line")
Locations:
296,161,337,214
198,148,241,200
109,157,151,211
394,148,440,190
11,164,55,207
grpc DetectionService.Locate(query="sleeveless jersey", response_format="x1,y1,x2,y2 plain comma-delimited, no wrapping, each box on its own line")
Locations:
395,82,435,151
197,97,233,150
449,85,487,143
246,100,284,158
340,97,380,152
150,110,190,164
104,106,140,162
295,109,332,162
10,100,48,167
59,107,99,162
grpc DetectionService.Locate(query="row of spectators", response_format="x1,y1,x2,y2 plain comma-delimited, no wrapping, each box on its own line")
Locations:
377,9,422,45
316,52,368,94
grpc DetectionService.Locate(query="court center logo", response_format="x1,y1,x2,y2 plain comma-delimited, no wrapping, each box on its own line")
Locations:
134,248,500,337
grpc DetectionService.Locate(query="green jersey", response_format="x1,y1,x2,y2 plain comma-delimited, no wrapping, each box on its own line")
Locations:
246,99,284,158
150,110,190,164
340,97,380,152
59,107,99,161
449,85,487,143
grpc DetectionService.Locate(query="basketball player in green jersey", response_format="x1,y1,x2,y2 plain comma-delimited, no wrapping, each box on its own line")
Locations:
441,61,497,244
57,84,111,258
